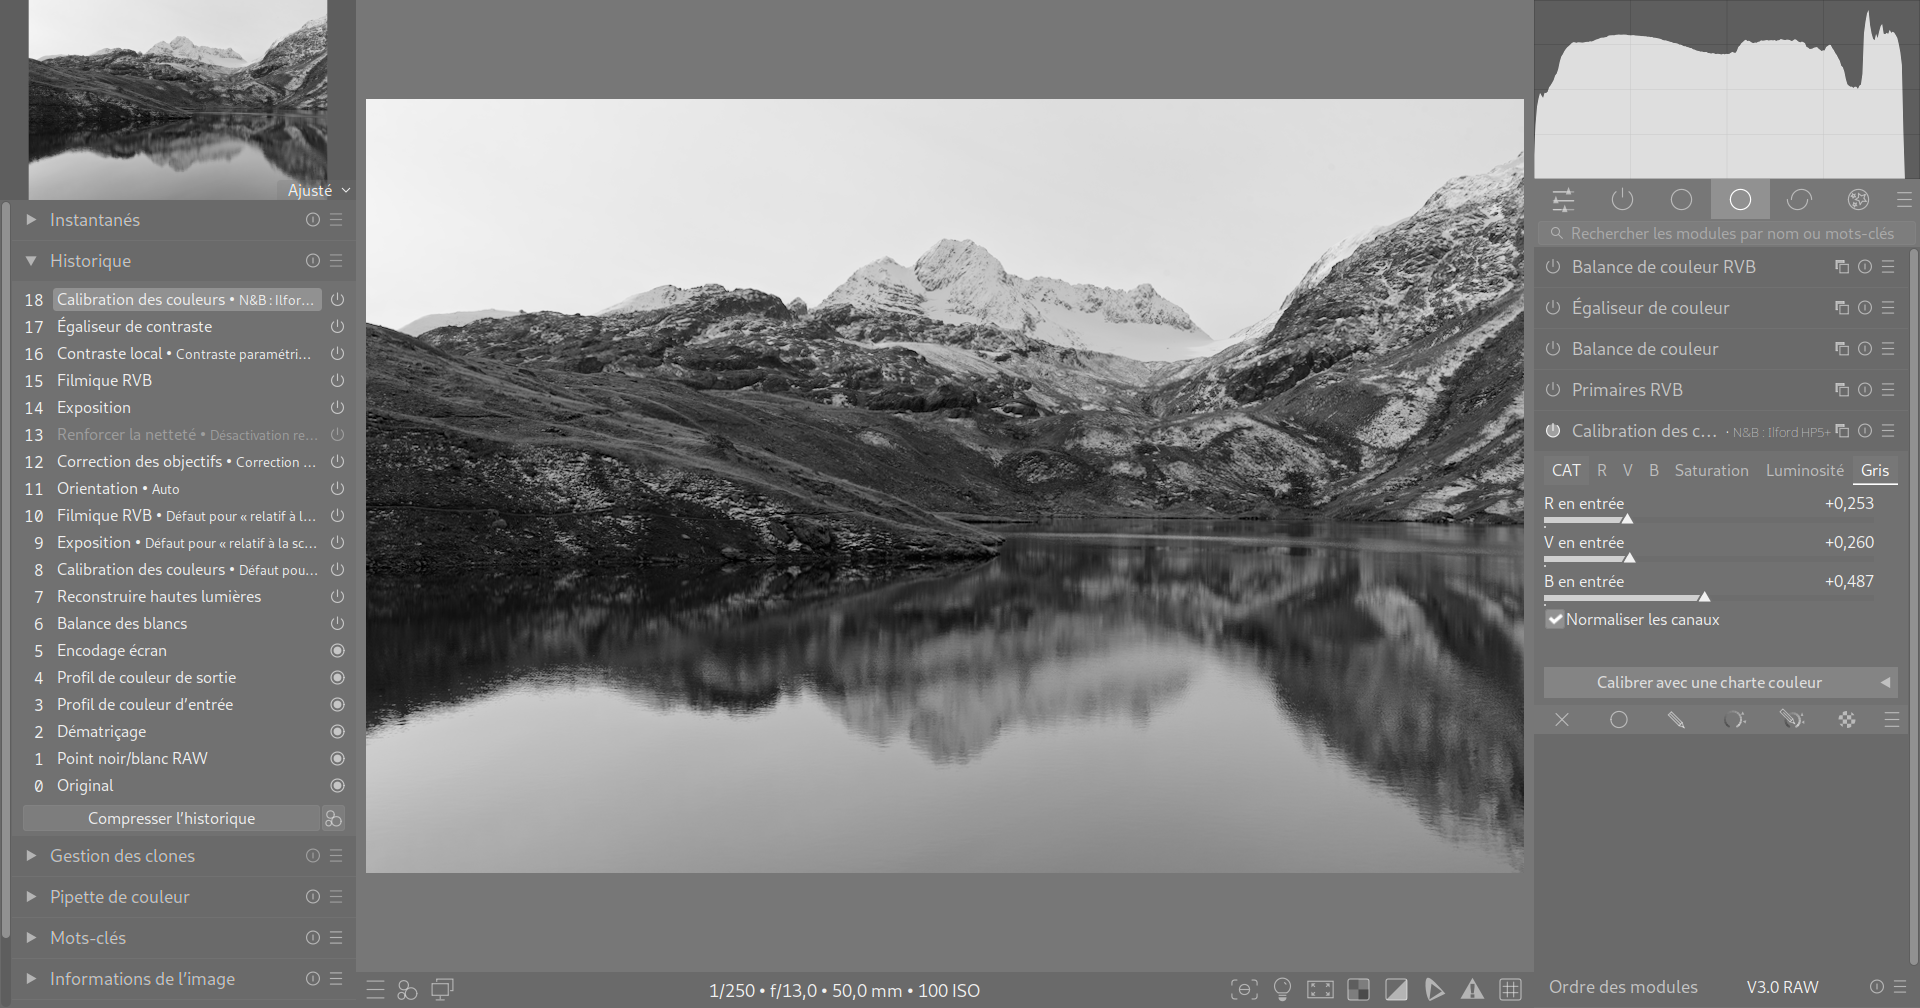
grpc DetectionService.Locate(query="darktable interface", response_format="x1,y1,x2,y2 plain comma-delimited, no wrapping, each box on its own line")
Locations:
0,1,1915,1006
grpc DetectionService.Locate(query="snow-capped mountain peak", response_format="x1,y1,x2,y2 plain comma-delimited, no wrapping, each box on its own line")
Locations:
818,258,926,317
599,284,701,316
146,36,248,67
1425,153,1523,212
914,239,1011,295
821,240,1209,361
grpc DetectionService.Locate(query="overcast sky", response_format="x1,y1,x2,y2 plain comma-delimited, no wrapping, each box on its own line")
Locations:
369,100,1519,339
31,0,324,60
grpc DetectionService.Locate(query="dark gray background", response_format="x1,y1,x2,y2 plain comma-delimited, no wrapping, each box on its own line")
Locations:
359,0,1530,98
347,0,1540,979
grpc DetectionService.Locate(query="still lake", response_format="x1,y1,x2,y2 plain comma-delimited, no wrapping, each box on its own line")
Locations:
29,114,327,199
368,521,1523,873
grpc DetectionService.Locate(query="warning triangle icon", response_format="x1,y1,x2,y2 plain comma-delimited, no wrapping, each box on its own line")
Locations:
1460,979,1485,1000
1621,514,1634,524
1424,978,1446,1000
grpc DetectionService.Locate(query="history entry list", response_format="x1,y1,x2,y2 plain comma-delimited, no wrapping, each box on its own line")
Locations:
8,202,361,1000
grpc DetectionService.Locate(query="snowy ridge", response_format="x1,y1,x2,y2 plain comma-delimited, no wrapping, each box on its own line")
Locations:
1210,154,1522,353
146,36,248,67
1168,153,1525,411
1426,153,1522,210
819,239,1209,361
599,284,703,316
817,259,926,317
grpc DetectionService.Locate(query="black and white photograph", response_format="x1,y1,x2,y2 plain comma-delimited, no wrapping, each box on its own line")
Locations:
28,0,327,198
365,99,1525,873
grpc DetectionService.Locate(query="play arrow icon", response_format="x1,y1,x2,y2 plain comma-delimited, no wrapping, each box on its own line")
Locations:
24,255,36,265
25,890,35,901
25,932,35,943
25,974,35,984
1425,978,1446,1000
25,214,35,224
24,849,34,861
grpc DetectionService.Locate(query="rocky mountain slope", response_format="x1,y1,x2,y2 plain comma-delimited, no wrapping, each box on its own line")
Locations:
420,285,1180,417
813,240,1211,361
29,17,327,130
1158,154,1526,519
384,156,1524,570
366,324,1003,577
247,17,328,111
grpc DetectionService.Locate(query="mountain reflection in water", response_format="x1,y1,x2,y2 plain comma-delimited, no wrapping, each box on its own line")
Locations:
370,521,1522,872
29,114,326,197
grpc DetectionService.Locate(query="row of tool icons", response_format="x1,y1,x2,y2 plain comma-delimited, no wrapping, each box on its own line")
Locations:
1232,977,1520,1001
1577,710,1902,729
363,977,454,1000
1546,186,1907,213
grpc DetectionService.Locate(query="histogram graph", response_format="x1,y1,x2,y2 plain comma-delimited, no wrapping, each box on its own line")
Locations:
1536,1,1920,178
